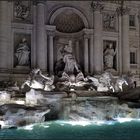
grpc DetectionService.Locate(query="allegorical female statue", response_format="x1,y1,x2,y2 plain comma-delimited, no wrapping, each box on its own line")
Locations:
104,43,116,69
15,38,30,66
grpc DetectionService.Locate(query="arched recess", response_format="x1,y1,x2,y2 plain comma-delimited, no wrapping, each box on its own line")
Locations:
48,7,89,74
49,7,89,30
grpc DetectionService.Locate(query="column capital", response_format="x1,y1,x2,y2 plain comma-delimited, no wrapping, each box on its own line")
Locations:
33,0,46,5
116,6,130,16
83,28,93,38
84,34,90,39
91,1,104,12
48,31,55,37
46,25,56,36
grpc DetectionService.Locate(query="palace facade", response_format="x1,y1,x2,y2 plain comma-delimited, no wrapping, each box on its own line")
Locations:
0,1,140,85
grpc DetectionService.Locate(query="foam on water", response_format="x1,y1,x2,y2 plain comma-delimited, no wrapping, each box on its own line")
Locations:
18,118,140,130
19,124,35,131
1,119,140,140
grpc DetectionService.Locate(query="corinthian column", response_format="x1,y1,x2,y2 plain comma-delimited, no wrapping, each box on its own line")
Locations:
36,1,47,71
89,32,94,74
0,1,10,71
122,8,130,74
91,1,104,74
48,32,54,74
117,6,130,74
84,35,89,74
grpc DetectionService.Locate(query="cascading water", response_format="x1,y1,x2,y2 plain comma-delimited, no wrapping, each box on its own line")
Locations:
60,96,140,122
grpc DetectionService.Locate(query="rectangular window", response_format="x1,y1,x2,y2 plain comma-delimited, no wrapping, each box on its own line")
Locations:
129,15,135,27
130,52,137,64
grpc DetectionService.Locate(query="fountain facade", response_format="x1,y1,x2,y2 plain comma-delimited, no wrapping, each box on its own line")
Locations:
0,1,140,129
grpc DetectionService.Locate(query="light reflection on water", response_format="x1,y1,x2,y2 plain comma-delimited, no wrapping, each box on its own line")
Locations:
1,119,140,140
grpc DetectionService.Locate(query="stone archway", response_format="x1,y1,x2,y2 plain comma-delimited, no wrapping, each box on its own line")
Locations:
49,7,90,74
50,7,89,29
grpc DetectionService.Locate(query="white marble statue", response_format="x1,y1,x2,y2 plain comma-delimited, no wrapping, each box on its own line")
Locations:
59,71,87,91
21,68,55,91
104,43,116,69
87,72,129,92
15,38,30,66
87,76,114,92
114,77,128,92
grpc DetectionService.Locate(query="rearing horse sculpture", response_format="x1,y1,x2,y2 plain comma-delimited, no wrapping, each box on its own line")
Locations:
21,68,55,91
114,77,128,92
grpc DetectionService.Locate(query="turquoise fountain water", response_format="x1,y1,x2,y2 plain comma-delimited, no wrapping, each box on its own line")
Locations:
1,96,140,140
1,120,140,140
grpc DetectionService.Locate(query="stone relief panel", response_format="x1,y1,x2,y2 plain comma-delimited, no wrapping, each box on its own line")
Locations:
103,12,116,31
13,1,31,22
103,40,117,71
14,33,31,68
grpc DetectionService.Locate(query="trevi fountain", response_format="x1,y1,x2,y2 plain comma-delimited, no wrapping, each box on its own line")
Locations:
0,39,140,140
0,1,140,139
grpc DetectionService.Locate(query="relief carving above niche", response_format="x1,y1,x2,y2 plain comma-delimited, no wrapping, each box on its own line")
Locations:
14,1,31,22
103,12,116,31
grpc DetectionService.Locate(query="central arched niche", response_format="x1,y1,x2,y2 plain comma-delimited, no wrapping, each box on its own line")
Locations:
53,9,85,33
50,7,88,30
49,7,89,75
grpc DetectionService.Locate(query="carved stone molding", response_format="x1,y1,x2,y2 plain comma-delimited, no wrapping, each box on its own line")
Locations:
91,1,104,12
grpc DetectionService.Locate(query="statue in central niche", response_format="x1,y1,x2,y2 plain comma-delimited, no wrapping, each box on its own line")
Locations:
63,40,79,74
